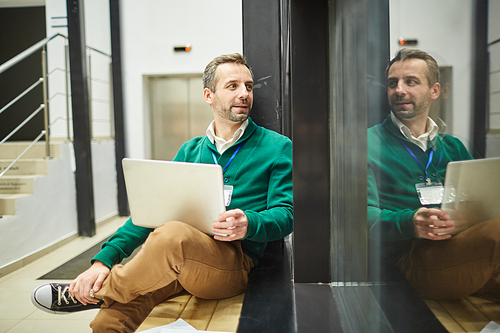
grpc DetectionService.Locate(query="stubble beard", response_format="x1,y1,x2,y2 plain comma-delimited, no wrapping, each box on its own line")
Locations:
391,92,431,121
214,99,251,123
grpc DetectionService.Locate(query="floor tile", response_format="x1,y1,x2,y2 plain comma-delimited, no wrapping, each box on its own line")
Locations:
26,308,100,321
5,319,92,333
0,320,20,333
0,216,126,333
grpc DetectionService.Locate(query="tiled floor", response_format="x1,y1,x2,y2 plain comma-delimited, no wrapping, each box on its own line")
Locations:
0,216,128,333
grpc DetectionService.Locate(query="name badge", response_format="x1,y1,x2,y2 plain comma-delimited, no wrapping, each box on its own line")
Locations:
223,185,233,206
415,182,444,205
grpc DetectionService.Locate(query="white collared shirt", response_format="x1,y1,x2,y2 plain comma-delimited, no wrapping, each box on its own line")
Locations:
391,113,439,151
206,119,249,154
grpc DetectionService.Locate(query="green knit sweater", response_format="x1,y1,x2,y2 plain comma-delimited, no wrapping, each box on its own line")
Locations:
367,115,472,264
92,118,293,267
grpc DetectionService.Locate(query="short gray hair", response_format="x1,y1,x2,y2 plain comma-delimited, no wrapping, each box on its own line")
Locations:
386,49,440,87
203,53,253,92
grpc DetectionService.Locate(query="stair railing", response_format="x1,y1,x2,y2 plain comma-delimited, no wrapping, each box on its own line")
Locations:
0,33,61,179
0,33,113,179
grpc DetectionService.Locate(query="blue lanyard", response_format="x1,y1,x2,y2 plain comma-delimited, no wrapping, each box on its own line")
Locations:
403,144,434,182
211,142,244,174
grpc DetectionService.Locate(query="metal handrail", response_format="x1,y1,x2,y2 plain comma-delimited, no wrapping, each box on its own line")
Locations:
0,33,63,159
0,78,44,115
0,33,62,75
87,45,111,58
0,32,114,169
0,104,45,145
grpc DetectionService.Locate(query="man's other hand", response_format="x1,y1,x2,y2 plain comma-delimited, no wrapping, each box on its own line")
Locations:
213,209,248,241
413,207,455,240
69,261,110,305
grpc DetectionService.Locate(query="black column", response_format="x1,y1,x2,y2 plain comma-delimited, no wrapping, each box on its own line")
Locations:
290,0,331,283
109,0,129,216
67,0,95,236
242,0,283,133
471,0,488,158
367,0,390,127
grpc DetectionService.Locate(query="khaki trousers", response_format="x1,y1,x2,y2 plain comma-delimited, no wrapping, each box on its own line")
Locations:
396,219,500,300
90,221,254,333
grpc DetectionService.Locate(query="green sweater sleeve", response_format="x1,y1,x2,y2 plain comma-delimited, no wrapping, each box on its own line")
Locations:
91,218,153,268
367,165,417,241
243,139,293,242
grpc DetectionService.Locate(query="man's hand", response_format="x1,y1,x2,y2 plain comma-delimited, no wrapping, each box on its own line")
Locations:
69,261,110,305
213,209,248,241
413,207,455,240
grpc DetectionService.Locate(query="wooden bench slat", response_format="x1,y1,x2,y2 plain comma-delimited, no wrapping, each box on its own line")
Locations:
438,298,489,332
423,299,465,333
137,292,192,331
466,296,500,322
181,296,220,330
207,293,245,332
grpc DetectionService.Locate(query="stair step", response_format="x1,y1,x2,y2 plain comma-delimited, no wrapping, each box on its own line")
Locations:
0,194,29,215
0,159,48,176
0,142,61,159
0,175,39,194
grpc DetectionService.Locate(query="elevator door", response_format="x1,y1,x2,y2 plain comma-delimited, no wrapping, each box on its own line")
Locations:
149,75,213,161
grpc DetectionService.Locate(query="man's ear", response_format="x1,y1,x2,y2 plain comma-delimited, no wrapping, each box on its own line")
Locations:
430,82,441,101
203,88,213,105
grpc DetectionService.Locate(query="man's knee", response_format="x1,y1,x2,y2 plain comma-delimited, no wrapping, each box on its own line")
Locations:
143,221,208,261
150,221,195,246
459,220,500,262
472,219,500,243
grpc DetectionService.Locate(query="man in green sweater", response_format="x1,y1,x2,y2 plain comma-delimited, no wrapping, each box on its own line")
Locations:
32,53,293,332
368,48,500,301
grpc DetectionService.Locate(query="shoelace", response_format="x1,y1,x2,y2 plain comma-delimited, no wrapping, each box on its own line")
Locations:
57,285,78,306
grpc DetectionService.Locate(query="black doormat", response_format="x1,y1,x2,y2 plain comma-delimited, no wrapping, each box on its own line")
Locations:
38,238,140,280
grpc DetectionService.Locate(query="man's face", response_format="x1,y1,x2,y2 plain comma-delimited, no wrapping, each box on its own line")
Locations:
387,58,440,121
204,63,254,123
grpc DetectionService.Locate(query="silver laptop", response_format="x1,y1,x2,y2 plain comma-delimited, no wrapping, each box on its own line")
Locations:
122,158,226,236
441,157,500,234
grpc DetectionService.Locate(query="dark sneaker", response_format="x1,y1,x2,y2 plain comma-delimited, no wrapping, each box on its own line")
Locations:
31,283,103,314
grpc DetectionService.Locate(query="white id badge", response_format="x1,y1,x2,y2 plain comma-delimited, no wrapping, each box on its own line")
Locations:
415,182,444,205
223,185,233,207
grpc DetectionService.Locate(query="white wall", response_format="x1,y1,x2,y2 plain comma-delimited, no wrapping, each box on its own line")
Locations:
92,140,118,221
389,0,474,146
0,143,78,269
119,0,243,159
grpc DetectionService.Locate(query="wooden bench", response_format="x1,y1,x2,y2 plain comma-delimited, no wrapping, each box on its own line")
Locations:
139,237,499,332
137,291,244,331
425,296,500,332
373,256,500,332
137,238,293,332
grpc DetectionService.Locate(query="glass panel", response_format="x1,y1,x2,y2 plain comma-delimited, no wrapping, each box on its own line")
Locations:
365,0,500,330
488,0,500,157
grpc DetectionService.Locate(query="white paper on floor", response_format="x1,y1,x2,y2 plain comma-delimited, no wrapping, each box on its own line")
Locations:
136,318,233,333
480,321,500,333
